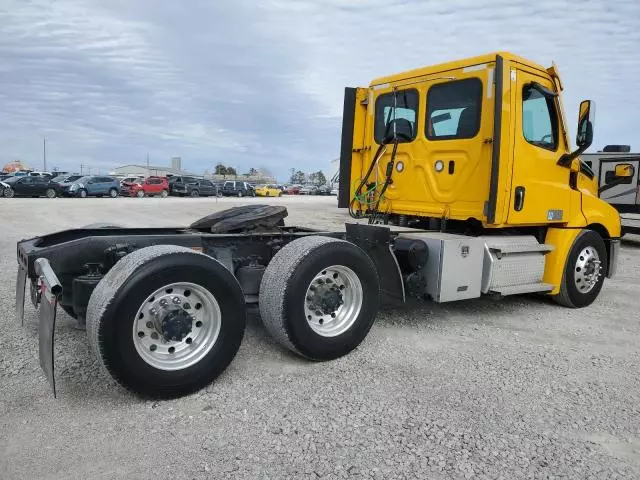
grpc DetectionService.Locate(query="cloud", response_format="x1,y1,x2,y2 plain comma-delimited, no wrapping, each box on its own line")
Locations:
1,0,639,179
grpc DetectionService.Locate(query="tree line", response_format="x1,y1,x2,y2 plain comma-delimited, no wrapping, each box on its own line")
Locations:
289,169,327,185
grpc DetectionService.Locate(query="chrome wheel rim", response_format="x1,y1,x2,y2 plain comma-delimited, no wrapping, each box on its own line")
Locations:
132,282,221,371
5,188,14,198
79,190,86,198
46,189,55,198
303,265,363,337
110,189,117,197
574,246,602,293
137,190,144,198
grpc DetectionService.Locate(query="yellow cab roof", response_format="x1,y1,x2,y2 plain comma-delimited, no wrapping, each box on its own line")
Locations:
369,52,550,87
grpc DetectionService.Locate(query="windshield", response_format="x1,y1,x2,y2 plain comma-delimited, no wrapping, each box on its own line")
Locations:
3,176,20,184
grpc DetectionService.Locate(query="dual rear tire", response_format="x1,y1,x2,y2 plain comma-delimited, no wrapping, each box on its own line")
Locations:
86,237,379,397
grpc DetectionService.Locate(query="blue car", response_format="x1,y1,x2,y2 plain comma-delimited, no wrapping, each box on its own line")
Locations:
62,176,120,198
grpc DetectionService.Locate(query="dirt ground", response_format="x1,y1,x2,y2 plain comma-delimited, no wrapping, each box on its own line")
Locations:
1,196,639,479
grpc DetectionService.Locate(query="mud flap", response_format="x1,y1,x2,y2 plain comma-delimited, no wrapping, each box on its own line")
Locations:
16,265,27,326
35,258,63,398
345,223,405,303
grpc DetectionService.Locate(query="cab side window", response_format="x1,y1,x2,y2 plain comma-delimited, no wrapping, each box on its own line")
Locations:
426,78,482,140
522,85,558,151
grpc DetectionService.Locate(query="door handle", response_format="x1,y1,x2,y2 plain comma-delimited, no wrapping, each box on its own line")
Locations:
514,186,525,211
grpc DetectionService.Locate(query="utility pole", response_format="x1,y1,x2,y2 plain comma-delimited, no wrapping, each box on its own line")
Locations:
43,137,47,172
146,152,150,169
80,164,84,175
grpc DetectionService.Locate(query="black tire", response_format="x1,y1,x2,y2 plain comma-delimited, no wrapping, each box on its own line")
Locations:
109,188,118,198
86,245,246,398
190,189,199,197
553,230,607,308
78,189,88,198
259,236,379,360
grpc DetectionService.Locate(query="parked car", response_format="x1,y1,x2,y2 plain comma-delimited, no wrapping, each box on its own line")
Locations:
254,184,282,197
121,176,170,198
62,176,120,198
168,176,219,197
120,176,144,186
220,181,256,197
316,185,332,195
330,187,339,196
1,175,60,198
299,185,319,195
52,174,82,184
283,185,301,195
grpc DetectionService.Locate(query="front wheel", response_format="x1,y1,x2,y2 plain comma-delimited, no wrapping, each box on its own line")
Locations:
4,188,15,198
45,188,57,198
553,230,607,308
190,190,199,197
86,245,246,398
78,189,88,198
237,191,243,198
259,236,379,360
160,189,168,198
109,188,118,198
136,190,145,198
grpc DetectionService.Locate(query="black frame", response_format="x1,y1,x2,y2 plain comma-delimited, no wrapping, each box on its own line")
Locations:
425,77,483,141
373,88,419,144
521,83,559,152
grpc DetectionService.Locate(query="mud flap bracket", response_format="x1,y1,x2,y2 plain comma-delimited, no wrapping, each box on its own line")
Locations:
35,258,63,398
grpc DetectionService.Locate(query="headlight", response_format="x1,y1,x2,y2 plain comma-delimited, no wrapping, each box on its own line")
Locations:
0,182,8,188
70,183,79,190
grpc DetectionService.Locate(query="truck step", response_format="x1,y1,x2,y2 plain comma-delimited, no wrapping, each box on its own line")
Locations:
490,282,554,296
482,235,554,255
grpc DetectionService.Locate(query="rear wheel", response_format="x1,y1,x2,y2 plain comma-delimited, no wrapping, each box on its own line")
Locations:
259,236,379,360
190,189,199,197
86,245,246,398
553,230,607,308
45,188,56,198
109,188,118,198
160,189,168,198
237,191,243,198
136,190,145,198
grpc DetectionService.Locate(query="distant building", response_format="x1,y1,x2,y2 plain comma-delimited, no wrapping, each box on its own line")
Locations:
110,164,199,178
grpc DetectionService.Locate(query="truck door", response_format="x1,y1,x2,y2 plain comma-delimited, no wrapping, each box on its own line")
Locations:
598,159,639,208
508,71,571,224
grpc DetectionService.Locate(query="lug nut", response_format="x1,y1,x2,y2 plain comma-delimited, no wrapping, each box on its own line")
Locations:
150,308,157,316
172,297,181,305
160,299,168,307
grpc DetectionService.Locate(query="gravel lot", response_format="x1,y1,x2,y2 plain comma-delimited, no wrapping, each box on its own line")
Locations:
1,196,639,479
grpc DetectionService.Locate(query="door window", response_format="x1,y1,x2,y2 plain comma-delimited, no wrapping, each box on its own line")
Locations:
374,89,418,144
426,78,482,140
522,85,558,151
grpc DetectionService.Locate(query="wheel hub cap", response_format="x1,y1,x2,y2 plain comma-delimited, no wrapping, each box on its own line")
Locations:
574,247,602,293
303,265,363,338
132,282,221,371
160,308,193,342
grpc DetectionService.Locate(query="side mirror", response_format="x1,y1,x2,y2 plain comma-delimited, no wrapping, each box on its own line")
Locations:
576,100,595,148
559,100,596,167
615,163,634,179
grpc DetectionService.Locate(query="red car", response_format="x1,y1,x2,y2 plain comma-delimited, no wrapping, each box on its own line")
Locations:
121,176,169,198
283,185,301,195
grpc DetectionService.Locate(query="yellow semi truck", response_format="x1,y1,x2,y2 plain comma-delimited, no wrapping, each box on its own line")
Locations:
339,52,625,307
16,52,628,398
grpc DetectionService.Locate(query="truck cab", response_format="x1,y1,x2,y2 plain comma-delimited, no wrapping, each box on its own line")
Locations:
340,52,624,306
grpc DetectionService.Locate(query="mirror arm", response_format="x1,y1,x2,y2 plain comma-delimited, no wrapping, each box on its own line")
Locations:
558,144,588,168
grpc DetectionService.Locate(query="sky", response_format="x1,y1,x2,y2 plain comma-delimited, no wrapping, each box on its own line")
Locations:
1,0,639,180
